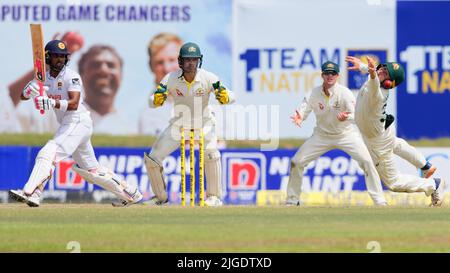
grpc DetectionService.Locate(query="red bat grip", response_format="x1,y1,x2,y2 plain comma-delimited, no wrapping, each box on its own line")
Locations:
38,81,45,114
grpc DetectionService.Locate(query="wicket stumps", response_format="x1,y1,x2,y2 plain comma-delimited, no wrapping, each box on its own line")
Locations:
180,128,205,207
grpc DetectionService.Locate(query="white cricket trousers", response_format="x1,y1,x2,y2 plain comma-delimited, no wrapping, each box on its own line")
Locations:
363,125,435,195
23,113,99,194
287,129,386,205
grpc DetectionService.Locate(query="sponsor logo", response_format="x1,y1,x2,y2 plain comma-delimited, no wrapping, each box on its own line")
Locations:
399,46,450,94
71,78,80,85
175,89,184,97
239,47,340,93
222,152,266,191
55,159,85,189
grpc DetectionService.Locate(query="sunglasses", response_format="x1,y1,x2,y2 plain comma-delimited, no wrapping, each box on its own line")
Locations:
323,71,338,76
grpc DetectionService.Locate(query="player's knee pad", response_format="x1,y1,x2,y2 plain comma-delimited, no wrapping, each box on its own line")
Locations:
144,152,167,201
204,149,222,198
72,164,140,202
24,141,58,195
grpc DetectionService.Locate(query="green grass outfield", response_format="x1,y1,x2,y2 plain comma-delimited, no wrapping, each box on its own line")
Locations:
1,204,450,253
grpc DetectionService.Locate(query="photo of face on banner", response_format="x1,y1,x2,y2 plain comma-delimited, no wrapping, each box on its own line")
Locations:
78,45,136,134
138,32,183,136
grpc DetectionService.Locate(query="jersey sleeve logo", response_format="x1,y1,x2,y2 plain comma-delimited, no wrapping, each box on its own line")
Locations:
71,78,80,86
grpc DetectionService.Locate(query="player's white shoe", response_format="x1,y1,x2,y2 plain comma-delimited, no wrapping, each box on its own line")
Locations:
421,165,437,178
9,189,28,203
431,178,445,207
375,202,388,207
144,196,169,206
285,197,300,206
112,189,143,207
204,196,223,207
26,193,41,207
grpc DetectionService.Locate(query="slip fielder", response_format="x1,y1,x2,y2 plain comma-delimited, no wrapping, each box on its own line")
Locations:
346,56,445,206
286,61,387,206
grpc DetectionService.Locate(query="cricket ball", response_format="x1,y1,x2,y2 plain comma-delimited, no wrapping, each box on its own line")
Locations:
62,31,84,53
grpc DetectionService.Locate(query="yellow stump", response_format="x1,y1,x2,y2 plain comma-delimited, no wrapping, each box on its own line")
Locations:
190,129,195,207
199,130,205,207
180,129,186,206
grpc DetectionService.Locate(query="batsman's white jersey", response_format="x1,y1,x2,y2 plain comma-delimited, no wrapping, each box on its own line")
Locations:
355,74,436,195
44,67,89,124
15,66,142,205
287,83,387,205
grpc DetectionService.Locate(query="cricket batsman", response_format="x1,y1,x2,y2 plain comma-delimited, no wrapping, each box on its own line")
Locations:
346,56,445,206
144,42,235,206
9,40,142,207
286,61,387,206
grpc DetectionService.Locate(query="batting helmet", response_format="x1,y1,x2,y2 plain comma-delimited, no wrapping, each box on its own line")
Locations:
45,40,70,65
178,42,203,68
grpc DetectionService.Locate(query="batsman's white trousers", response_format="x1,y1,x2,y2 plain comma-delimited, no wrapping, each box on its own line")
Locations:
23,113,99,194
363,125,435,195
52,113,99,169
37,112,100,169
287,128,386,205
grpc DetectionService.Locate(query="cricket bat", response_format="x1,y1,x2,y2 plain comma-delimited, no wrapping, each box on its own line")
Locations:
30,24,45,114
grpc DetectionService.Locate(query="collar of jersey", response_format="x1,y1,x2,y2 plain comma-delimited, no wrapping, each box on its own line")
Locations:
47,66,67,79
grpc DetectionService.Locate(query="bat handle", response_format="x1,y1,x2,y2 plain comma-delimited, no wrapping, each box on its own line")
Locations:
38,81,45,115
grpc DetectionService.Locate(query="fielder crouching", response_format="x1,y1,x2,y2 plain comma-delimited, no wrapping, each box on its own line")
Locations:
144,42,235,207
9,40,142,207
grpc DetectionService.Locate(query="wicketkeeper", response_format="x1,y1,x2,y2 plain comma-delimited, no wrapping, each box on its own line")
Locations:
144,42,235,206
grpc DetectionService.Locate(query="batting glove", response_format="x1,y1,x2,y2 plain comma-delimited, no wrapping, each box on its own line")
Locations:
22,80,48,99
35,96,56,111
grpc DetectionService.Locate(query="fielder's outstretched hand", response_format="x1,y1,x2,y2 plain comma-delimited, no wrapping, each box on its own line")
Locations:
290,110,302,127
345,56,362,71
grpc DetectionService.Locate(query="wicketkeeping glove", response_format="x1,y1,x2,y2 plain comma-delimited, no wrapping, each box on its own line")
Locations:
22,80,48,99
153,84,168,107
213,81,229,105
35,96,56,111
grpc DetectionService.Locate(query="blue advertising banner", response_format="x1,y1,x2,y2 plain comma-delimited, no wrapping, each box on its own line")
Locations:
397,0,450,139
0,146,367,204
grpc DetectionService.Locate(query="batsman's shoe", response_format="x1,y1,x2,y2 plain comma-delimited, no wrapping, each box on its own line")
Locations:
205,196,223,207
285,197,300,206
9,190,28,204
421,165,437,179
375,202,388,207
25,189,42,207
144,196,168,206
112,189,143,207
431,178,446,207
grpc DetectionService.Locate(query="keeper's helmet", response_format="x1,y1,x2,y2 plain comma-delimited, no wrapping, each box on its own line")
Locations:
178,42,203,68
45,40,70,65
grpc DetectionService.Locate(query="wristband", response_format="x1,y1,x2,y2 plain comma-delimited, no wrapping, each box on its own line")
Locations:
59,100,69,111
